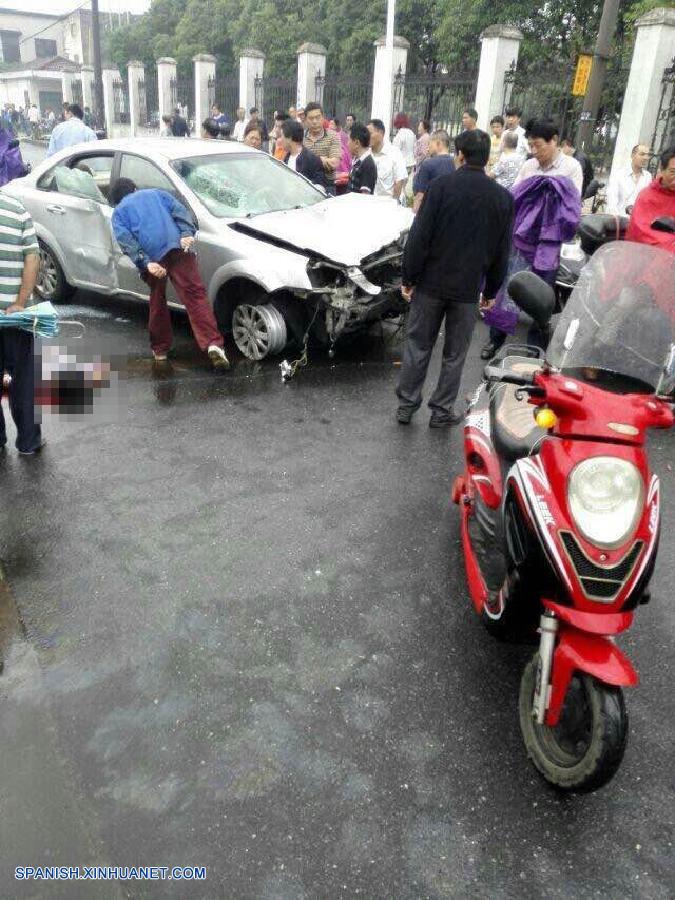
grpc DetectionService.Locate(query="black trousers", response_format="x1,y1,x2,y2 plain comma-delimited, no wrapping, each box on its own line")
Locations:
396,290,478,415
0,328,41,453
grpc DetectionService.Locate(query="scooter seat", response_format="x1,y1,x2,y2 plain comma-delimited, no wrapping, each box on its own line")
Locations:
490,361,546,462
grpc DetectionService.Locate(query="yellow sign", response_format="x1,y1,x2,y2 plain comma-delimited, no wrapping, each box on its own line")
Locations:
572,54,593,97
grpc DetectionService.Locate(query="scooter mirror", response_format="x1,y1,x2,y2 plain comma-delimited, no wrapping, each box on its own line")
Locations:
507,270,556,328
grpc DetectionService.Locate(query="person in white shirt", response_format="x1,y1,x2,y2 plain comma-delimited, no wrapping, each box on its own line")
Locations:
502,106,529,158
367,118,408,199
392,112,416,170
232,107,248,142
606,144,652,216
514,119,583,196
46,103,97,157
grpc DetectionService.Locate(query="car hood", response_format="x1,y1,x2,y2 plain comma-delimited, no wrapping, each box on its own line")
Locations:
233,194,413,267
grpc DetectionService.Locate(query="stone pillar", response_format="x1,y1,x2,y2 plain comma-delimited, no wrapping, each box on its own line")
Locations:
80,64,95,115
296,42,327,108
239,49,265,114
157,57,177,122
610,8,675,178
127,60,144,137
194,53,216,130
474,25,524,130
61,71,76,104
101,67,118,138
371,36,409,135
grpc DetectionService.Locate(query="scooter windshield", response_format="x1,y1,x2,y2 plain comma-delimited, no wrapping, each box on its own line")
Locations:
547,242,675,395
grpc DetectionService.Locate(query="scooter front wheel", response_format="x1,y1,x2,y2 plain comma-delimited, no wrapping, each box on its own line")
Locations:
518,653,628,793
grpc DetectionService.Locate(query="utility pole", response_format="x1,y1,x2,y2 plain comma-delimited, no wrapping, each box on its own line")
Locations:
576,0,620,152
91,0,105,131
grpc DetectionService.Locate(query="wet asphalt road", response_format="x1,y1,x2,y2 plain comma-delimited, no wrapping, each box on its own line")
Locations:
0,288,673,900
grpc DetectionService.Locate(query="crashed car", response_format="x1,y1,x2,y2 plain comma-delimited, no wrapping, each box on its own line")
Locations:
1,138,413,360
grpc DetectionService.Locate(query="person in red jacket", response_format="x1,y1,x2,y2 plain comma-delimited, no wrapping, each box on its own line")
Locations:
626,146,675,253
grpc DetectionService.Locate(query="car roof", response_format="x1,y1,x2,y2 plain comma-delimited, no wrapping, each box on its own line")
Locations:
69,137,258,162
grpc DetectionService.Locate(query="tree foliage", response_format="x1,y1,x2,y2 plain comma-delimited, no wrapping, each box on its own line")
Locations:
106,0,671,79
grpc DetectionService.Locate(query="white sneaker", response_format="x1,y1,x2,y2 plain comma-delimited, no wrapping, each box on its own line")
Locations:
208,344,230,370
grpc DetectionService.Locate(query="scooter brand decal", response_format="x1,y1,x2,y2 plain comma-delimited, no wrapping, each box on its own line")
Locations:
649,500,659,535
535,495,556,526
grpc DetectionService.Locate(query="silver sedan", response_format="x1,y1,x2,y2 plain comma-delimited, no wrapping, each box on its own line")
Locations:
2,138,413,360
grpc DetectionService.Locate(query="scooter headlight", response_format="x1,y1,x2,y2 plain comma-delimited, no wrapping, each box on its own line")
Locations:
567,457,643,549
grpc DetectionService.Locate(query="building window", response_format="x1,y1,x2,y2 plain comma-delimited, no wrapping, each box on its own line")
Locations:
0,31,21,64
35,38,58,59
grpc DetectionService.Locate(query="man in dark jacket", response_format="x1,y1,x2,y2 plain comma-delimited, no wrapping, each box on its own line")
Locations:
171,107,190,137
111,178,229,369
396,129,513,427
561,138,594,197
282,120,327,189
347,123,378,194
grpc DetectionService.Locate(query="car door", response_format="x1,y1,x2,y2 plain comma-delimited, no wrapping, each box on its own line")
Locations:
115,153,197,302
34,151,119,292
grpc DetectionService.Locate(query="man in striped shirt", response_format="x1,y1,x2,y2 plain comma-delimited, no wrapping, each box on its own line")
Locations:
0,194,43,454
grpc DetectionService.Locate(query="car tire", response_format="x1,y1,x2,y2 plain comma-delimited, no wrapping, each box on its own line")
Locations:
232,302,288,360
36,241,72,303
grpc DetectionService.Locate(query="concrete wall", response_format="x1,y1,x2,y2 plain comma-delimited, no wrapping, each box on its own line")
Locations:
0,10,62,63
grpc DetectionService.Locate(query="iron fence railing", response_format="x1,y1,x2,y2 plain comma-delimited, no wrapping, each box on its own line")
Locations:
138,68,159,128
112,76,129,124
315,71,372,124
651,57,675,172
254,75,296,124
394,69,478,134
213,75,238,122
170,75,195,120
71,78,83,109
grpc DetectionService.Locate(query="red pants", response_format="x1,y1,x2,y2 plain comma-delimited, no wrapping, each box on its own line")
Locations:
143,249,223,354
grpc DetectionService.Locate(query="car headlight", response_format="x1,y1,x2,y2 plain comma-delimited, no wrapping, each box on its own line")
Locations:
567,457,643,549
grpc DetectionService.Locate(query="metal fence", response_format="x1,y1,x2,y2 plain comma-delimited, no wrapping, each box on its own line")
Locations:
170,75,195,121
112,76,130,124
316,71,372,124
502,59,629,173
71,78,83,109
651,57,675,171
254,75,296,124
139,67,159,128
209,74,238,121
393,69,478,134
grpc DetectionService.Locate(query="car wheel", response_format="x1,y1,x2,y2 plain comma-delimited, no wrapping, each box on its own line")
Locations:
36,241,72,303
232,303,288,360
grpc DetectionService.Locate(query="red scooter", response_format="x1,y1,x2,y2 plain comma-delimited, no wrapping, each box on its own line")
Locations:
453,241,675,792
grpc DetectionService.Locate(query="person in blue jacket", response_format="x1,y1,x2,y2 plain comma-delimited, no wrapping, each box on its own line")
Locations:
110,178,229,368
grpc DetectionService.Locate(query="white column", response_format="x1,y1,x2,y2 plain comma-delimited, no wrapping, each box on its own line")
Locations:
193,53,216,130
80,64,94,115
127,60,144,138
157,57,177,122
239,49,265,113
474,25,524,131
296,42,327,108
370,35,409,135
61,71,76,104
610,8,675,179
102,67,118,138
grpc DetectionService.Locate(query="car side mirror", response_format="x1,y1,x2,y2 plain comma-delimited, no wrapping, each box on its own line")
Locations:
507,270,556,328
651,216,675,235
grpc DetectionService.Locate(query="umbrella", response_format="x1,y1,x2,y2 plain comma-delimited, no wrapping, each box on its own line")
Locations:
0,301,60,338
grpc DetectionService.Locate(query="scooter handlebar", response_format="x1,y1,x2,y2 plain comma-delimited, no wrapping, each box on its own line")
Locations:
484,364,537,387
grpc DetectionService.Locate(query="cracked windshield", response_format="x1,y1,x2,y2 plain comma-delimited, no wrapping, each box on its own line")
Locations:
173,153,325,217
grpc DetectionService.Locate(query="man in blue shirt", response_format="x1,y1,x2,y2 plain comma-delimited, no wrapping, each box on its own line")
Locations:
412,130,455,212
110,178,229,369
46,104,97,156
210,103,230,136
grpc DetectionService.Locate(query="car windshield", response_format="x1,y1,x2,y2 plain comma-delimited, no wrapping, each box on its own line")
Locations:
172,152,325,218
547,242,675,395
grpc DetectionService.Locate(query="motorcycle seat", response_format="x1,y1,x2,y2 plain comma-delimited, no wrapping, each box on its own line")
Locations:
490,360,546,462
